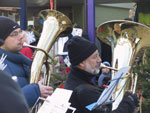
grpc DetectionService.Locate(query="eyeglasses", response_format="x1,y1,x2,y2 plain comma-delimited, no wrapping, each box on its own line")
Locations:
9,30,23,38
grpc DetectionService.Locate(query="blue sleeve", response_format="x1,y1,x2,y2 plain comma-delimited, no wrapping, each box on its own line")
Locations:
21,83,41,108
98,74,104,87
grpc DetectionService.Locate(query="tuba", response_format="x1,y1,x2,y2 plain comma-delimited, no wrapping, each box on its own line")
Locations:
30,9,72,86
96,20,150,110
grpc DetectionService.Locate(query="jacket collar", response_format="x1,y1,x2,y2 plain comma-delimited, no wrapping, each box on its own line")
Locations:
0,48,32,66
71,66,97,83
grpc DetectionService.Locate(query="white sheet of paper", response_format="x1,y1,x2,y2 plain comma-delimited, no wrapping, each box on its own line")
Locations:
37,88,73,113
50,88,72,104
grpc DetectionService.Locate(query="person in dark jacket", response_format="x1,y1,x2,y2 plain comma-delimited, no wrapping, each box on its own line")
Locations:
64,36,139,113
0,16,53,108
0,70,29,113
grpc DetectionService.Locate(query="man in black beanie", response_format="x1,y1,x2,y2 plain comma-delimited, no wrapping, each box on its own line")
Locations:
0,16,53,108
0,16,20,46
64,36,139,113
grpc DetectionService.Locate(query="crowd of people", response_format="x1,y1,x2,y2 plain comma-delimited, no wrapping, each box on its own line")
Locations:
0,15,139,113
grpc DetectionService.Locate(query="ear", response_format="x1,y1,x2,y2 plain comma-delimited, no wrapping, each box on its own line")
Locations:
78,61,85,69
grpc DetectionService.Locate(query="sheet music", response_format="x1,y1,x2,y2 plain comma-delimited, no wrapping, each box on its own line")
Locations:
86,66,130,111
37,88,75,113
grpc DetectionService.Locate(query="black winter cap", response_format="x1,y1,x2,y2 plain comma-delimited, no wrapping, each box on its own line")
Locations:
67,36,97,66
0,16,20,45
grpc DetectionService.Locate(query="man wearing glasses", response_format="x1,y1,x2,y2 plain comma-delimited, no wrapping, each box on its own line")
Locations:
0,16,53,108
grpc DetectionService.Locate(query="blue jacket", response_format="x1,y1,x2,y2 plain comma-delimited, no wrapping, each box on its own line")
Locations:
0,49,40,108
98,72,111,87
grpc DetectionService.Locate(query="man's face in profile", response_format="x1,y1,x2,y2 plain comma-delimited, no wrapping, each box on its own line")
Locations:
82,50,101,74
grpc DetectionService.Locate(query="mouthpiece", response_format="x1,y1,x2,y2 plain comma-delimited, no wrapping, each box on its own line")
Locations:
100,63,118,71
23,42,38,49
23,42,51,58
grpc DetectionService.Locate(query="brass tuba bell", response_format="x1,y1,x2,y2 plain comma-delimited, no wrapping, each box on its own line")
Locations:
30,9,72,86
96,20,150,110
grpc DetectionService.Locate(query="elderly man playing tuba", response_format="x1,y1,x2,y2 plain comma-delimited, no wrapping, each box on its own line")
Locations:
64,36,139,113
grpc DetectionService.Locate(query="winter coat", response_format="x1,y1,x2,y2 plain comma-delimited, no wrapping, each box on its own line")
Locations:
0,70,29,113
64,66,136,113
0,48,40,108
98,72,111,87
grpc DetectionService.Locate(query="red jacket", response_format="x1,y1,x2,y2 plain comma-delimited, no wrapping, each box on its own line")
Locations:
20,47,33,60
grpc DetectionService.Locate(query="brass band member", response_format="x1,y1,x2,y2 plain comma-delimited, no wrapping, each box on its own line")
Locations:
0,16,53,108
64,36,139,113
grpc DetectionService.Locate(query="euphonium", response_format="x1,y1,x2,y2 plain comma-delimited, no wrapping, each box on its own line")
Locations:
96,20,150,110
30,9,72,86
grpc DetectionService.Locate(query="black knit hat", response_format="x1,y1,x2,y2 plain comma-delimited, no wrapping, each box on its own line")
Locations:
0,16,20,45
67,36,97,66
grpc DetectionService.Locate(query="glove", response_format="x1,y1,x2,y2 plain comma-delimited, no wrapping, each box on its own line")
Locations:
123,91,139,107
127,93,139,107
103,77,110,85
116,91,139,113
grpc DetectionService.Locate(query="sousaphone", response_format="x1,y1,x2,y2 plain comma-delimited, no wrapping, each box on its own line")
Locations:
28,9,72,113
96,20,150,110
30,9,72,86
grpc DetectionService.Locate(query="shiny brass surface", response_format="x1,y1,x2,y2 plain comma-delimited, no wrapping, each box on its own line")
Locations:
96,20,150,110
30,9,72,85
